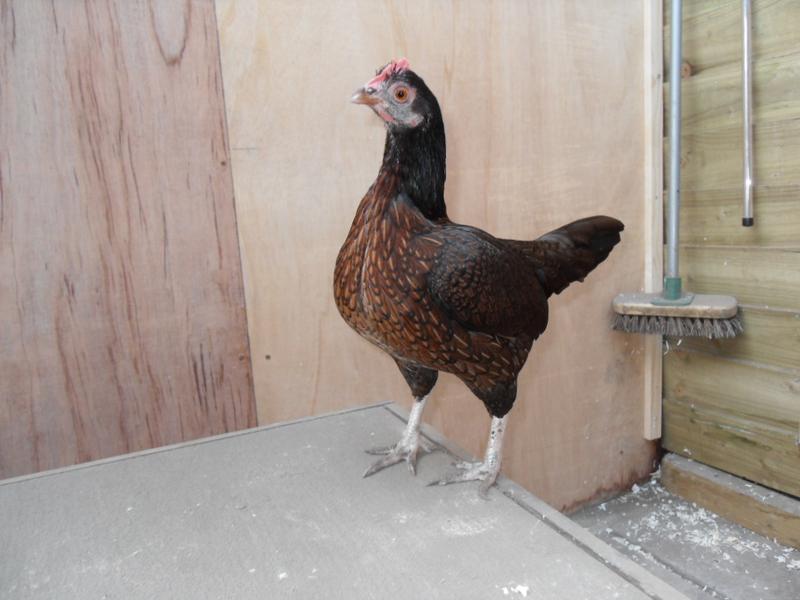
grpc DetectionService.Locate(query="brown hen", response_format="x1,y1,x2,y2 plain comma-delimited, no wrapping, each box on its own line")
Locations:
334,59,623,496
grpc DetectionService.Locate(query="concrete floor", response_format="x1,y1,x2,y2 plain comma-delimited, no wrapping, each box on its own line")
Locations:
0,403,686,600
572,474,800,600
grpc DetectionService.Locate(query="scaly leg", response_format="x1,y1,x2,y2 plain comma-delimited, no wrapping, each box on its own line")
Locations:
429,414,508,498
363,395,436,477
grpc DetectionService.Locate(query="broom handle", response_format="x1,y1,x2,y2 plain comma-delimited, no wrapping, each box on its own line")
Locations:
665,0,682,295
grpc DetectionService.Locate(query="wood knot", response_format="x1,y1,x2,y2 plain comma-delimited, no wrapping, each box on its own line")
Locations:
149,1,190,66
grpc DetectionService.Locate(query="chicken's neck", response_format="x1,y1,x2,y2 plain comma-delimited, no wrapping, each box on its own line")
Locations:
381,118,447,221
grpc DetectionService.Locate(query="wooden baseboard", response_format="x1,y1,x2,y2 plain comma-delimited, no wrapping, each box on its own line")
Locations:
661,453,800,549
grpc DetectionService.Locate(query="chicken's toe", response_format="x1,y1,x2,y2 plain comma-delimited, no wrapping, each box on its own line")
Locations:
364,445,396,456
363,450,410,478
427,460,500,499
363,436,436,478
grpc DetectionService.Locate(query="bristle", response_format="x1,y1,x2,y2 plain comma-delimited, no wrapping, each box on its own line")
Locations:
611,313,743,339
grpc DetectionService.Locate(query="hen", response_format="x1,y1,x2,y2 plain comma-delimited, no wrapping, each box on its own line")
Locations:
334,59,623,496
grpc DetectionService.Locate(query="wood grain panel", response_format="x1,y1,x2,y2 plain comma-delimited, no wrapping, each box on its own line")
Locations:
667,118,800,191
663,398,800,498
665,0,800,76
216,0,655,510
680,246,800,310
677,306,800,371
664,10,800,192
678,52,800,131
678,186,800,247
0,0,256,479
664,350,798,429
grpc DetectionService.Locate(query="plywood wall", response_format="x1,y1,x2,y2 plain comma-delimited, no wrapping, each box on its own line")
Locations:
216,0,657,510
662,0,800,497
0,0,256,479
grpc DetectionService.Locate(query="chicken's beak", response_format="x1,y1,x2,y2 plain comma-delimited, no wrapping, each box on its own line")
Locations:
351,87,381,106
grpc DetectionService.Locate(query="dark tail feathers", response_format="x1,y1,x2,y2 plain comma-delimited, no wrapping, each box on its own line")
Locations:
506,216,624,297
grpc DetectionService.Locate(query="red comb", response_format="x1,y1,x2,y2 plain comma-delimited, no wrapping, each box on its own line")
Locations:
365,58,411,89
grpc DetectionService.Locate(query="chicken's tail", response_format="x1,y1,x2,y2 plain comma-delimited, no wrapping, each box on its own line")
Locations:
506,216,624,297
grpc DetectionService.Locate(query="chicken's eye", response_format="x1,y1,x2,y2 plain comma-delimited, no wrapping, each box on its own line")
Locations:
394,87,410,102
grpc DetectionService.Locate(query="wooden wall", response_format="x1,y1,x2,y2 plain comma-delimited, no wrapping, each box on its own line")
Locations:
0,0,256,479
216,0,657,510
662,0,800,497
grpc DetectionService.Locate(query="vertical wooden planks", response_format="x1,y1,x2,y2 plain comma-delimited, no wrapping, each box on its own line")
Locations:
216,0,656,510
661,0,800,497
0,0,256,479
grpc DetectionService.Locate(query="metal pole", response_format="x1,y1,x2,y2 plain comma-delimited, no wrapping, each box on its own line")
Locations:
665,0,682,298
742,0,755,226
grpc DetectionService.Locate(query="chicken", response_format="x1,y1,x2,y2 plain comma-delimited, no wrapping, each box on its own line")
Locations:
334,59,623,496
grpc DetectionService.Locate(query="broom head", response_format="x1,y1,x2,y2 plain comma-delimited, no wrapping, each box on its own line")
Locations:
612,292,743,339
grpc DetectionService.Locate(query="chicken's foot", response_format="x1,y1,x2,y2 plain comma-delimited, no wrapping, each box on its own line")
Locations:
363,395,436,477
429,414,507,498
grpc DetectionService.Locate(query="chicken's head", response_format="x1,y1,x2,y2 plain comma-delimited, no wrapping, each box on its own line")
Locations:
351,59,435,130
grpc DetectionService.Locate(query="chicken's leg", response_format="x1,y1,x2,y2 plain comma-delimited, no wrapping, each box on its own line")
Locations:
363,395,435,477
429,414,508,498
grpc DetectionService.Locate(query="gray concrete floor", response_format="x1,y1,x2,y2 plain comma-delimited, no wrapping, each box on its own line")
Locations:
571,473,800,600
0,403,687,600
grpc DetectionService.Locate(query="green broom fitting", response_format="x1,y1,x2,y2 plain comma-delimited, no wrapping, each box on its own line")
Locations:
612,0,743,340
